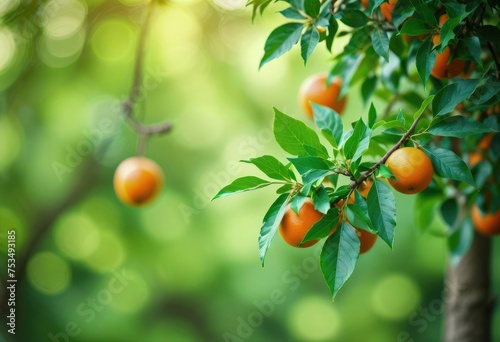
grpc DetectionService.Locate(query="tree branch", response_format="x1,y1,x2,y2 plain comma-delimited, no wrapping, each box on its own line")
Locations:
487,42,500,79
122,0,173,151
349,111,426,190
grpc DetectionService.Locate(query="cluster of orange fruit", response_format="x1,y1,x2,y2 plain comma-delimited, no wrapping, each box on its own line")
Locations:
282,68,499,252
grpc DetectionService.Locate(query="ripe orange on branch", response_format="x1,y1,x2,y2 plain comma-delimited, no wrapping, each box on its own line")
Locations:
469,134,494,167
380,0,397,24
298,72,346,118
279,200,325,248
114,157,163,207
385,147,434,194
471,204,500,236
356,228,377,254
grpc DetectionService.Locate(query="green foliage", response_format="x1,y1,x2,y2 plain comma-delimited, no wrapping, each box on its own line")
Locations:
214,0,500,299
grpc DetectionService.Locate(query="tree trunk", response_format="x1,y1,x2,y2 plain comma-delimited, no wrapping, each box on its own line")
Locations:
444,232,495,342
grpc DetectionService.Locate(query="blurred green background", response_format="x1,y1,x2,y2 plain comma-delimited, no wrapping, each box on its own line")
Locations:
0,0,499,341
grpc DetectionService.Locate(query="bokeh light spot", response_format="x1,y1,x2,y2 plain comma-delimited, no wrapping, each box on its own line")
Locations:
27,252,71,295
84,230,125,273
109,270,150,313
91,18,135,62
0,28,16,73
371,273,421,320
55,211,100,260
287,296,341,341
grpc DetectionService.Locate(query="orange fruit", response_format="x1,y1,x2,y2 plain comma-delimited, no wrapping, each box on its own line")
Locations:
469,134,494,167
279,200,325,247
356,228,377,254
385,147,434,194
114,157,163,206
361,0,369,8
380,0,397,24
431,46,471,79
317,26,326,34
298,72,346,118
471,204,500,236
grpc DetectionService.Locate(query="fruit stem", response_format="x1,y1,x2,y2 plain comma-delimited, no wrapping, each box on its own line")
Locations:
350,110,426,190
122,0,173,148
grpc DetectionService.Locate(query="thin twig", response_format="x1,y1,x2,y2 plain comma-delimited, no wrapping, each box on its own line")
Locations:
349,111,426,189
122,1,173,144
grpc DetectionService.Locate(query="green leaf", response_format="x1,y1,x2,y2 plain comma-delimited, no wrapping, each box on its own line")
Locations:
416,38,436,89
302,208,340,244
428,116,495,137
288,156,333,184
420,145,476,187
273,108,329,158
469,77,500,105
290,194,307,215
249,0,273,21
399,18,433,35
368,102,377,128
258,194,290,266
244,155,293,181
367,179,396,248
330,54,363,98
320,222,360,300
412,94,434,120
338,10,369,28
392,0,415,28
301,26,320,64
346,203,376,233
361,76,378,105
304,0,321,17
326,17,339,52
371,26,389,61
343,119,370,162
213,176,271,200
448,218,474,267
259,23,303,68
461,36,482,67
440,198,459,228
414,194,441,234
276,183,293,194
312,103,344,148
377,164,395,179
279,7,306,19
474,25,500,44
312,186,331,214
432,79,480,116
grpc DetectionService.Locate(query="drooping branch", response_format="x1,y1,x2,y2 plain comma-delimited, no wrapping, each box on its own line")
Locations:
122,0,173,154
349,110,426,190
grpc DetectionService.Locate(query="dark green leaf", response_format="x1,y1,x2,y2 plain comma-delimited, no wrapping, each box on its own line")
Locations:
346,203,376,233
244,155,293,181
279,7,306,19
399,18,433,35
392,0,415,28
260,23,303,68
367,179,396,247
302,208,339,243
288,156,333,184
320,222,360,300
420,145,476,187
440,198,458,228
416,38,436,89
432,79,480,116
290,194,307,215
338,10,369,28
361,76,378,105
343,119,370,162
428,116,495,137
372,27,389,61
258,194,290,266
312,103,343,148
304,0,321,17
368,102,377,128
326,17,339,52
273,108,329,158
301,26,320,64
448,218,474,267
213,176,271,200
474,25,500,44
312,186,331,214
